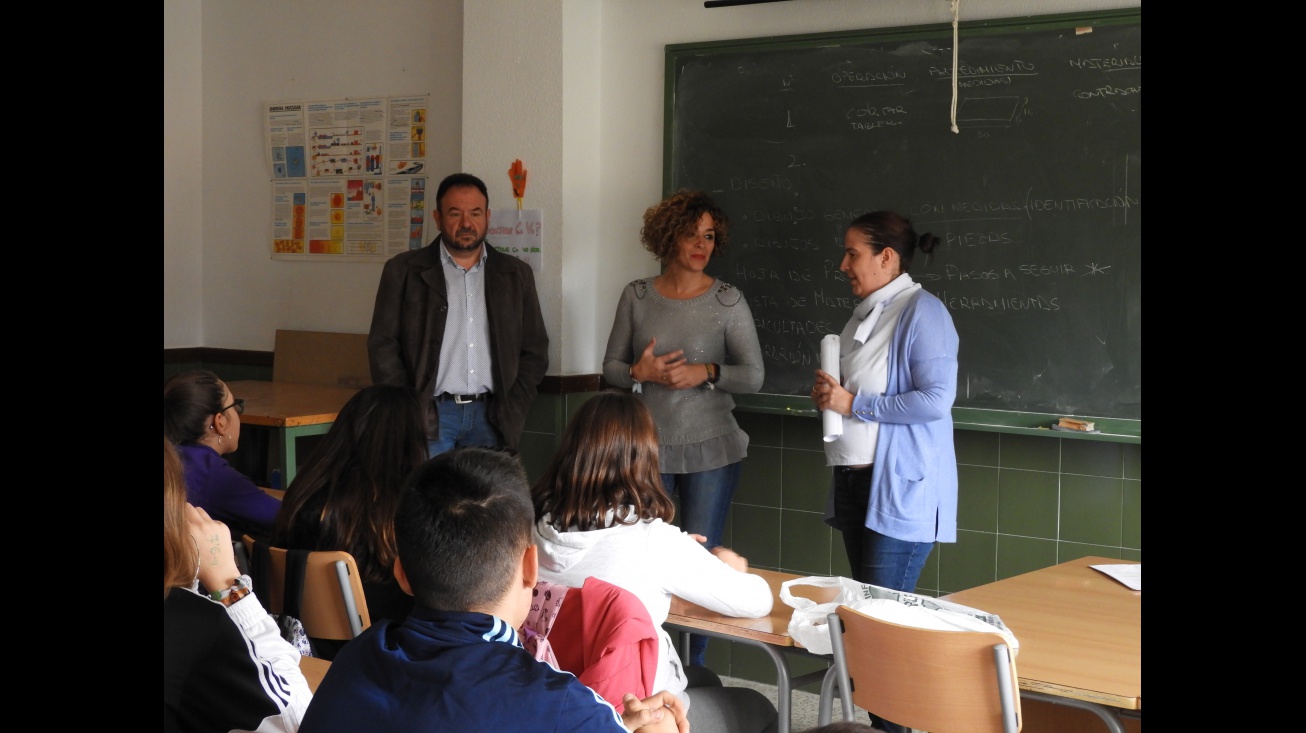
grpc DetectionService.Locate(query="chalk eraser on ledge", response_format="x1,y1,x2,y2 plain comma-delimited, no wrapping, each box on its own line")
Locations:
1051,424,1100,434
1056,417,1096,431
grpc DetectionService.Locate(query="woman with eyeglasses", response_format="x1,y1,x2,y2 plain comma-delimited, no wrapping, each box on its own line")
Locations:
164,369,280,538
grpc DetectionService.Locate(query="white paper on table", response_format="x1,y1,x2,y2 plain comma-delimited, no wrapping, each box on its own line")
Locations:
820,334,842,442
1091,563,1141,591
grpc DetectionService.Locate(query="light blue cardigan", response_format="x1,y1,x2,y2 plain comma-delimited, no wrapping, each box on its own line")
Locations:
830,288,960,543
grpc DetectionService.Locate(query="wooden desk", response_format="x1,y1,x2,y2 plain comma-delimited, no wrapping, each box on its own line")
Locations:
943,556,1141,733
226,380,359,486
299,654,331,693
667,569,836,733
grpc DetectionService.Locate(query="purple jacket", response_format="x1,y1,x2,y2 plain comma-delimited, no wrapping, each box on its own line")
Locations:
177,443,280,535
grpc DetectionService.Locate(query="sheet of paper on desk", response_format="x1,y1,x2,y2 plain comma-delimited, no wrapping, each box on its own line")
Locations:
1091,563,1141,591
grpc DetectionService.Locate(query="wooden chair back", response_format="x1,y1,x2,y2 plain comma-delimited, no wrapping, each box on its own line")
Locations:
273,329,371,389
242,535,372,641
828,605,1021,733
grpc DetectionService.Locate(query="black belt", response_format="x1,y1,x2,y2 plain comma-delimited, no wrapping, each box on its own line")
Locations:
436,392,489,404
834,464,873,474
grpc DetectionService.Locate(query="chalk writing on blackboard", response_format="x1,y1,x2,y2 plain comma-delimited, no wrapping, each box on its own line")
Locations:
667,12,1141,420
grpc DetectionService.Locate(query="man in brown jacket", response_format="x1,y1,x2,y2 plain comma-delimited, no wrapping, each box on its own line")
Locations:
367,173,548,455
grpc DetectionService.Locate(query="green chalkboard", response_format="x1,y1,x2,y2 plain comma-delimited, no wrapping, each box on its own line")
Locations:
665,11,1140,435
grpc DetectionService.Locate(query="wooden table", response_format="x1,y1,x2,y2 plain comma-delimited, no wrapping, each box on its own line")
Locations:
226,380,359,486
666,569,836,733
299,654,331,693
943,556,1141,733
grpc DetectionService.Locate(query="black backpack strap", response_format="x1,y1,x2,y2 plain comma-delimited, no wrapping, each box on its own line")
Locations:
283,549,311,621
249,539,274,614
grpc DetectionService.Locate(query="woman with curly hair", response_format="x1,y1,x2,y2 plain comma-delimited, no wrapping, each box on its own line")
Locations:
532,390,777,733
601,189,764,668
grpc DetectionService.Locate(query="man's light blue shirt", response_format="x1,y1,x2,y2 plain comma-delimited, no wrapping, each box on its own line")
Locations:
435,239,494,396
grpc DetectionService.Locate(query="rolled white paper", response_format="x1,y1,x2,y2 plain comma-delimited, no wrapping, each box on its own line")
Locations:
820,334,843,442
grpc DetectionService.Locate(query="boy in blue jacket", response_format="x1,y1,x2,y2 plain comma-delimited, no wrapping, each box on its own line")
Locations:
299,447,685,733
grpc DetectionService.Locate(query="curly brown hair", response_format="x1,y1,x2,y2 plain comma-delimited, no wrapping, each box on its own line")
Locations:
639,190,730,264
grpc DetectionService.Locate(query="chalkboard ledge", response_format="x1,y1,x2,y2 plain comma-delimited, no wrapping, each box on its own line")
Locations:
731,395,1140,444
950,408,1140,444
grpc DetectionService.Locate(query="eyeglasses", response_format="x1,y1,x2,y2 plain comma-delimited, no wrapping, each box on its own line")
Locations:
219,398,245,415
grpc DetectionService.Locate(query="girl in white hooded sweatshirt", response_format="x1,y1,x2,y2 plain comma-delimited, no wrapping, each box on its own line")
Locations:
532,390,778,733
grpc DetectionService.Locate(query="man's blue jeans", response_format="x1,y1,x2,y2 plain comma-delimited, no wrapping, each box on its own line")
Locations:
428,399,502,458
661,461,743,667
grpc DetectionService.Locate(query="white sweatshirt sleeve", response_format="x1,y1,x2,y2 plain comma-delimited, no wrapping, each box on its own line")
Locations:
657,525,773,619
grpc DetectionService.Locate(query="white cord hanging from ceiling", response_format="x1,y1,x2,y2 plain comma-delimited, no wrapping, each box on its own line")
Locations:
950,0,960,133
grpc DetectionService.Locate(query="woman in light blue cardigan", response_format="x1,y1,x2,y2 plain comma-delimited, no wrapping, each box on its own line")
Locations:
810,210,958,733
810,211,959,590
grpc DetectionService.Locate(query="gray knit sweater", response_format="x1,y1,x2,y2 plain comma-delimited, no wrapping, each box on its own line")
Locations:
602,277,764,473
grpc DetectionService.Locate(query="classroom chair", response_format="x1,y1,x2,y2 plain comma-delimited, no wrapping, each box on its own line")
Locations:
819,605,1021,733
242,535,372,645
230,487,281,576
233,540,252,577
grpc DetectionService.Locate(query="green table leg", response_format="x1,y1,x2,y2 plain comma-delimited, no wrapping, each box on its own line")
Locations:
272,423,334,486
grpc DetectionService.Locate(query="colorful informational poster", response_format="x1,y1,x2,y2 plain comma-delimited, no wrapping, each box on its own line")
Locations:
268,95,428,261
272,181,308,253
306,98,385,178
387,96,429,177
267,103,307,179
386,176,427,256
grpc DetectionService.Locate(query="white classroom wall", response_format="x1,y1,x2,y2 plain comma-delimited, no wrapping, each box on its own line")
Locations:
163,0,463,351
164,0,1140,375
164,0,204,347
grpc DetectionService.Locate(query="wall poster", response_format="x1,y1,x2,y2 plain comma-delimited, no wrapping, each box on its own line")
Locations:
266,95,430,261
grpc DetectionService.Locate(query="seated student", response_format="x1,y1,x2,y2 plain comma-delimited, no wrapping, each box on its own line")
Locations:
298,447,688,733
272,384,428,656
164,369,280,538
163,437,313,732
532,390,779,733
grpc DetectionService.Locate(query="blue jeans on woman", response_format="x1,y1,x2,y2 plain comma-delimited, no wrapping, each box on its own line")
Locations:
661,461,743,668
830,465,933,590
831,464,934,733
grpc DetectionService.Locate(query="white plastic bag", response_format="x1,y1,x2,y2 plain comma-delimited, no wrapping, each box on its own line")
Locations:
779,575,1019,656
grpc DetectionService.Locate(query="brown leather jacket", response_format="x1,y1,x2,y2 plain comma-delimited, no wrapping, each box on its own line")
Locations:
367,238,549,449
